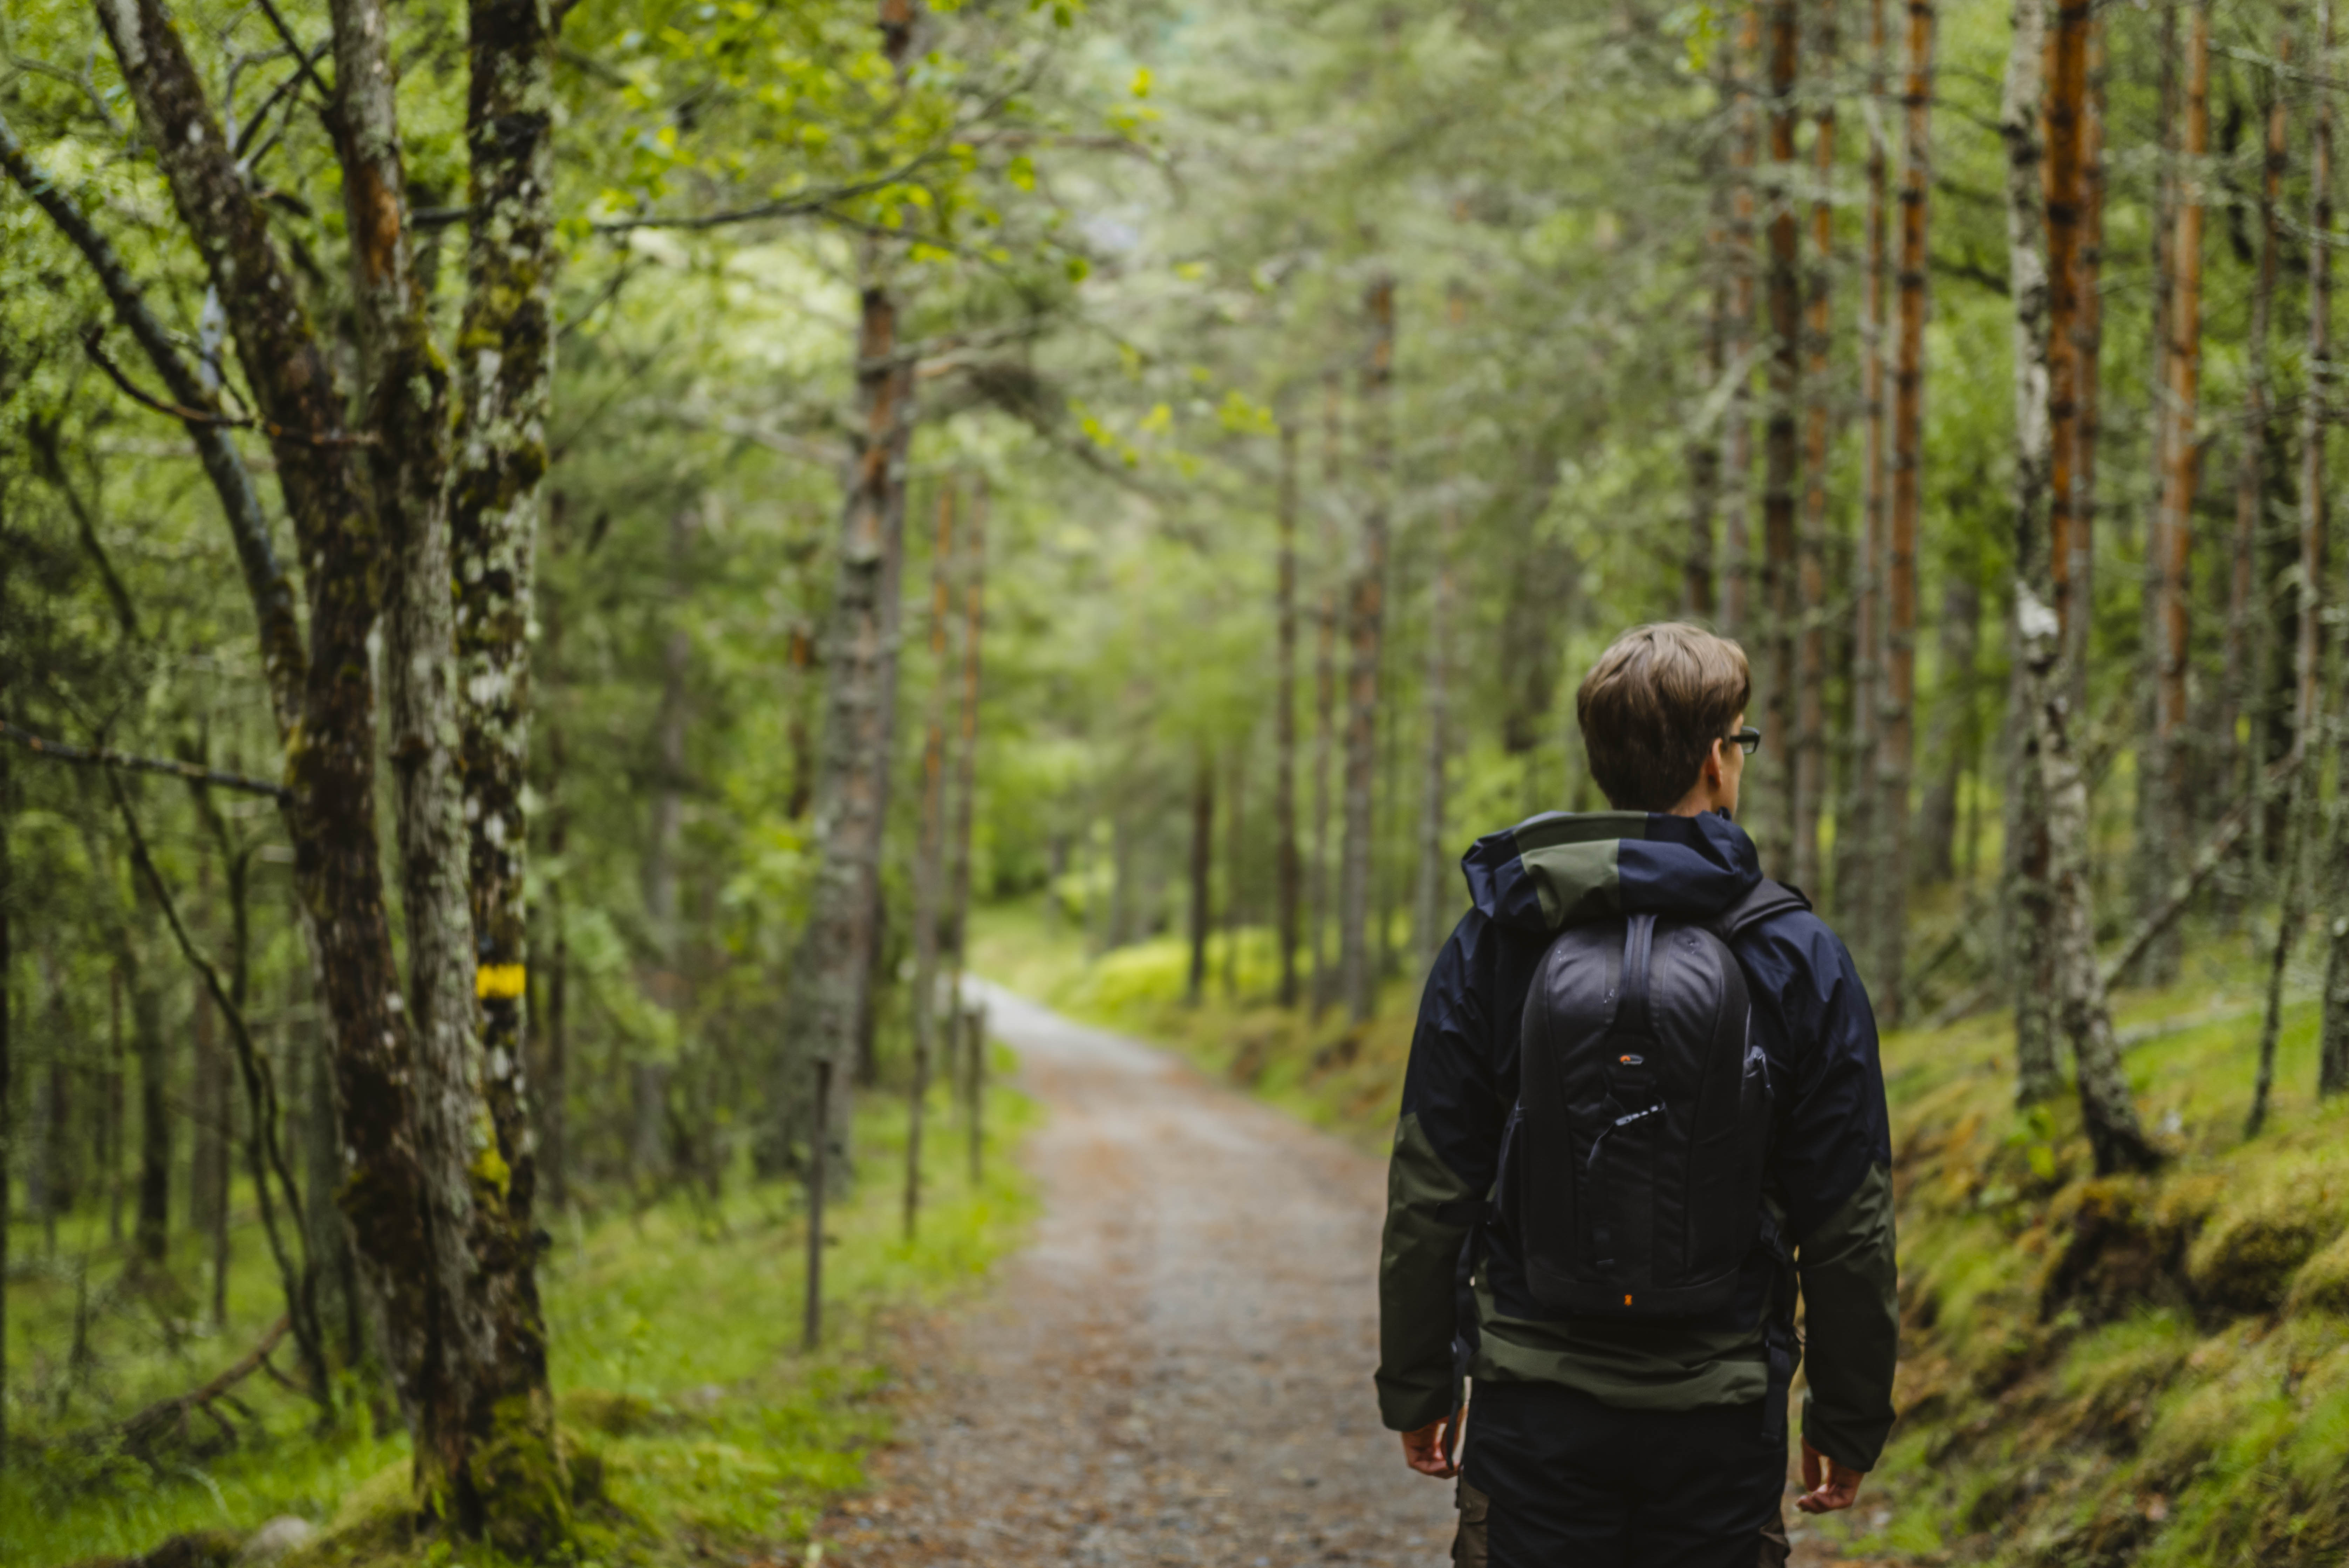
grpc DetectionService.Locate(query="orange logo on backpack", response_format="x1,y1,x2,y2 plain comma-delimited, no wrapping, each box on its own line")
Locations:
1624,1294,1634,1306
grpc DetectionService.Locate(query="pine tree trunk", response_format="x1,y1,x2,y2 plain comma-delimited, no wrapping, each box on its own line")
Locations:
1759,0,1802,873
1188,751,1214,1007
1839,0,1891,939
1414,508,1456,960
906,485,956,1235
1722,4,1762,637
1688,256,1722,620
1795,0,1836,895
1223,744,1246,999
2133,0,2185,977
1339,277,1395,1025
1276,427,1303,1008
1310,377,1342,1020
1878,0,1935,1028
2149,1,2210,972
2003,0,2057,1100
1919,577,1979,880
2020,591,2163,1173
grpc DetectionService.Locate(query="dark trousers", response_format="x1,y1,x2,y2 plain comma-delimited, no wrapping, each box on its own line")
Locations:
1461,1381,1788,1568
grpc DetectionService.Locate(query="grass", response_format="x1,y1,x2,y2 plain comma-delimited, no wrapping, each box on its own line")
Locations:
974,892,2349,1566
2,1059,1035,1568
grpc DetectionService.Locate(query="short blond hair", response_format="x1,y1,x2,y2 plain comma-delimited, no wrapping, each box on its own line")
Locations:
1575,624,1751,812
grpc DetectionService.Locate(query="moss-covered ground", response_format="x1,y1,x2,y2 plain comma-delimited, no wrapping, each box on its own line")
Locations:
972,895,2349,1565
2,1067,1035,1568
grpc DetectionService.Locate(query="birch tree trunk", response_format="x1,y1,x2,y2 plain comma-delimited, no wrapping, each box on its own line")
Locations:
906,485,955,1237
1795,0,1836,896
1276,427,1303,1008
1339,276,1395,1025
1879,0,1935,1027
2072,12,2106,713
2002,0,2057,1101
1760,0,1802,872
2020,590,2163,1174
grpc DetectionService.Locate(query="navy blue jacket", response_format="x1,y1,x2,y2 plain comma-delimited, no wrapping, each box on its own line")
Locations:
1375,810,1899,1471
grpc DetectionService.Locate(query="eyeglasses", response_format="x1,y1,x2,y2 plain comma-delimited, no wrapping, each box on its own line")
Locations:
1725,727,1761,757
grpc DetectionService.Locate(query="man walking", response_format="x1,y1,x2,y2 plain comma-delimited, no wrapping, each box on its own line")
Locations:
1377,623,1898,1566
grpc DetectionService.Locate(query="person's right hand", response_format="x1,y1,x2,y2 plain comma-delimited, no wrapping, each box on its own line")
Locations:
1796,1440,1866,1514
1400,1410,1461,1478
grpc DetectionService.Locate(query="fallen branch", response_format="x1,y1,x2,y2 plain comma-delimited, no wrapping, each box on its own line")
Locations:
2,719,291,800
117,1316,288,1457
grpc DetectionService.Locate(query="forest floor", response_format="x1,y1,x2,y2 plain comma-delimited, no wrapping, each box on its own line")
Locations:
3,1084,1036,1568
820,983,1865,1568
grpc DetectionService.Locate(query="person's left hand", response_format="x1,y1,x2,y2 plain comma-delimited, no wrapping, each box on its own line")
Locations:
1795,1439,1866,1514
1400,1410,1462,1478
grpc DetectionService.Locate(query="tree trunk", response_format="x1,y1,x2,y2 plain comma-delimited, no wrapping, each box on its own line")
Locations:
2225,22,2291,885
449,0,564,1457
2020,591,2163,1173
110,967,125,1244
2044,0,2091,681
1310,377,1342,1019
2151,0,2210,939
942,479,988,1045
1878,0,1935,1028
541,724,569,1214
194,976,229,1323
1839,0,1891,939
1414,508,1457,961
1722,4,1762,636
1339,277,1395,1025
1919,576,1979,880
1759,0,1802,874
134,958,169,1268
1224,744,1247,999
1794,0,1835,896
1687,258,1722,620
2003,0,2056,1100
1188,752,1214,1007
1275,427,1303,1008
2071,11,2106,713
906,484,956,1237
782,282,913,1183
639,509,691,1186
2310,0,2349,1100
89,0,568,1535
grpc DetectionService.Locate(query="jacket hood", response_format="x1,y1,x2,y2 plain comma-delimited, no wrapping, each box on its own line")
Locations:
1460,809,1764,934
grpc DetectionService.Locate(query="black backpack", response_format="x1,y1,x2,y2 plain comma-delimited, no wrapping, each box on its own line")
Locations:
1501,878,1809,1320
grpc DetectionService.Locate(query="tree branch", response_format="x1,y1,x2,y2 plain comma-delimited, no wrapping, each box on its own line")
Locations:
1,719,290,800
2097,755,2295,999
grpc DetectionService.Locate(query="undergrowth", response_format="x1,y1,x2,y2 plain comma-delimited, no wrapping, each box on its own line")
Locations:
2,1068,1035,1568
974,893,2349,1566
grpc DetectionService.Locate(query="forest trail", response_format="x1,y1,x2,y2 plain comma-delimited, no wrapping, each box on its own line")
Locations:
822,989,1864,1568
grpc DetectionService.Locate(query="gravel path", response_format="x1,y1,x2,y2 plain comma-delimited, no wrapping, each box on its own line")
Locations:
822,988,1866,1568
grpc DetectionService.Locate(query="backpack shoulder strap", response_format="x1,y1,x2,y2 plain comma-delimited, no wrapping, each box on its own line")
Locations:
1705,877,1811,943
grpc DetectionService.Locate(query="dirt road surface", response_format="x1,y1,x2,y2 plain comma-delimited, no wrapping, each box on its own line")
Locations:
823,988,1866,1568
